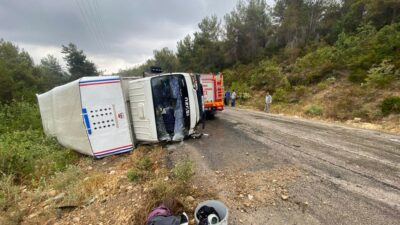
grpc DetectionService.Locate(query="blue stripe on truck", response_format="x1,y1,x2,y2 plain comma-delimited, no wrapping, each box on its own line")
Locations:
82,108,92,135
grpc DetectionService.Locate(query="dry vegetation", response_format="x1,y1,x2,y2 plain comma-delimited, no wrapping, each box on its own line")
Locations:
240,77,400,134
0,145,218,225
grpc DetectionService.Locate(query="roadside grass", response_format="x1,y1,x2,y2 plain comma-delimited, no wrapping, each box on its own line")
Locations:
0,175,19,211
0,102,79,186
46,163,107,207
127,168,142,183
61,172,106,206
0,130,79,185
305,105,323,116
0,101,79,222
172,160,194,184
126,146,157,183
128,146,214,225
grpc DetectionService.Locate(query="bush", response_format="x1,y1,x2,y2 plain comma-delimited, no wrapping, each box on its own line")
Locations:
293,46,339,84
250,60,284,90
230,82,251,100
273,88,289,103
293,85,307,97
137,156,152,171
0,101,78,185
172,160,194,184
305,105,323,116
365,60,398,88
0,101,42,134
127,169,142,183
337,23,400,78
0,130,78,184
348,69,368,83
326,77,336,84
317,82,329,91
381,96,400,116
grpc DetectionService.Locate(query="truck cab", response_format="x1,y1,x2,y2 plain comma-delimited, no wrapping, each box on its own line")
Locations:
128,73,203,142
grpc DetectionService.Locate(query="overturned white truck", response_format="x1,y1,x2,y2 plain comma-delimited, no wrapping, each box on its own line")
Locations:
37,73,203,158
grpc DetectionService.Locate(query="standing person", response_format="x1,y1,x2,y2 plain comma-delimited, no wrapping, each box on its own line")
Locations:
224,90,230,106
265,91,272,113
231,90,237,107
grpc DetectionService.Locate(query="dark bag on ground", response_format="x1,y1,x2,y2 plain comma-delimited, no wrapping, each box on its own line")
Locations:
147,216,181,225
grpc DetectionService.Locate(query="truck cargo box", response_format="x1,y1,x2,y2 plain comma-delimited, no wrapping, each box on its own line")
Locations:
37,76,134,158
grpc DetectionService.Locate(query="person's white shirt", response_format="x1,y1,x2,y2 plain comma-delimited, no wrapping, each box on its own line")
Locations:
231,92,237,99
265,94,272,104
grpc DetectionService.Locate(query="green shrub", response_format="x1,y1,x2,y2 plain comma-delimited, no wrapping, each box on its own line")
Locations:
293,46,339,84
137,156,152,171
127,169,142,183
305,105,323,116
0,101,78,186
326,77,336,84
293,85,307,97
0,130,78,184
348,69,368,83
250,60,284,90
172,160,194,184
230,81,251,100
381,96,400,116
365,60,397,88
337,23,400,77
0,101,42,134
317,82,329,91
273,88,288,103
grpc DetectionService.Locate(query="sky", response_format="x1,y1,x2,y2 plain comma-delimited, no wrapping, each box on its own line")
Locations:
0,0,274,74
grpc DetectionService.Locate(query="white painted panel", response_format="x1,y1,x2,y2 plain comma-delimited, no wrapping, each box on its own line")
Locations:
37,79,92,156
79,76,134,158
128,79,158,142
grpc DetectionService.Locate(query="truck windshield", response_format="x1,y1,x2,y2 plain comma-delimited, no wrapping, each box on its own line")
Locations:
151,75,190,141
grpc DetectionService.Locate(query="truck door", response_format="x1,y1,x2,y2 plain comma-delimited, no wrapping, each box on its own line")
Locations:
79,77,134,158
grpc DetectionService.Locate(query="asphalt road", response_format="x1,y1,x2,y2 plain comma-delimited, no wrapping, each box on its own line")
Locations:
186,108,400,225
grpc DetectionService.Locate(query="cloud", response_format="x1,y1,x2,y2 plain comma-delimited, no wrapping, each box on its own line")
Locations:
0,0,273,73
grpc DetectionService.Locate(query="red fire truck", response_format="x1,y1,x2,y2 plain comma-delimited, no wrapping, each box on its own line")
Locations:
200,73,224,116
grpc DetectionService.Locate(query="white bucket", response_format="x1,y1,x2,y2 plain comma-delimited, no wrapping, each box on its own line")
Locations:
194,200,228,225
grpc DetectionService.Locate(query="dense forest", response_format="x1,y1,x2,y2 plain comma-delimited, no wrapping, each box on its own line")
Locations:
118,0,400,128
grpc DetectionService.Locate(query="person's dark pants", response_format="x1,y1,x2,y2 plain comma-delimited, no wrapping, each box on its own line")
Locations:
231,99,235,107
